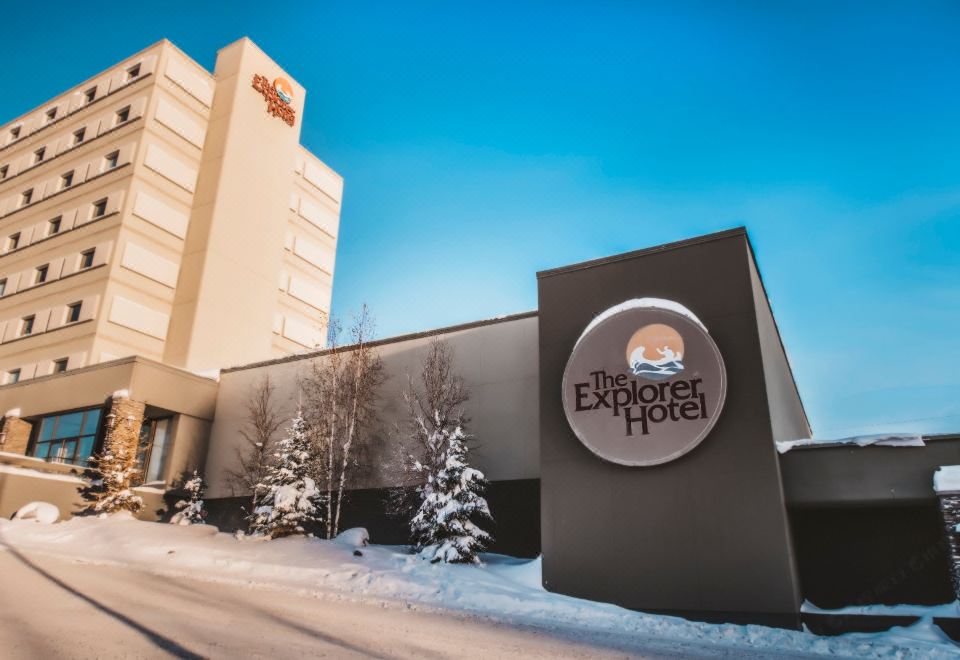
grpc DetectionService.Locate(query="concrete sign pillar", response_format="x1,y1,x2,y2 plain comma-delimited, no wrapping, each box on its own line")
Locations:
537,228,806,628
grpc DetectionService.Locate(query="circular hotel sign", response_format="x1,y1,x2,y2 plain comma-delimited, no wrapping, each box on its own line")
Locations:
562,299,727,467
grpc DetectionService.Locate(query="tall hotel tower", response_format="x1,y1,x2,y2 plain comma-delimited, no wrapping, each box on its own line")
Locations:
0,39,341,489
0,38,341,382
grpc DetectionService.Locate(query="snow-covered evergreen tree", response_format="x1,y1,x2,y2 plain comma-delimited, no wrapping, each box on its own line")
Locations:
79,436,144,516
410,414,492,563
170,471,207,525
249,409,322,538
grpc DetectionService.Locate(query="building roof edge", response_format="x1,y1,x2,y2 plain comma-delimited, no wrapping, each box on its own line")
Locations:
536,226,748,280
222,310,539,374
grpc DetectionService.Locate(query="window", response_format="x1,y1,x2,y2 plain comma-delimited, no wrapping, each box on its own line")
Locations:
20,315,35,336
84,87,96,103
9,126,20,140
60,171,74,189
126,64,141,81
136,417,172,483
35,264,49,284
73,128,86,145
21,189,33,206
80,249,95,269
115,106,130,124
7,233,20,251
48,216,62,235
6,369,20,384
0,279,6,296
34,147,45,164
53,358,69,374
0,165,7,179
92,198,107,218
46,108,58,122
66,301,82,323
31,407,103,466
104,151,119,170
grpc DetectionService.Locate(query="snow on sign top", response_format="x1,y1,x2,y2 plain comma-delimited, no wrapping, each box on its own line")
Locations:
575,298,707,350
776,433,925,454
562,298,726,467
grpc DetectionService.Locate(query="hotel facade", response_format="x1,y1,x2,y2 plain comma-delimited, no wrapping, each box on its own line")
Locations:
1,38,959,635
0,38,340,490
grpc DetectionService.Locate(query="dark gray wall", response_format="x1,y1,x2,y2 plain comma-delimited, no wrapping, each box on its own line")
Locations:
790,504,953,608
203,478,541,557
537,228,802,627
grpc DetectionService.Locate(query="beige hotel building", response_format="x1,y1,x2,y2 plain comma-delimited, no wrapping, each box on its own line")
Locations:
0,37,342,513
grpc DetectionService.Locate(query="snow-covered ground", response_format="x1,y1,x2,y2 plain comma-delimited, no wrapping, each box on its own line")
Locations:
0,515,957,658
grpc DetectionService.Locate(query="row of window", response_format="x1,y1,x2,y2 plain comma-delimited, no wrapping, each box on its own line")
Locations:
2,196,113,258
5,354,71,384
0,248,95,298
6,156,117,214
5,202,107,253
3,64,141,147
29,407,101,464
0,105,129,185
6,302,84,347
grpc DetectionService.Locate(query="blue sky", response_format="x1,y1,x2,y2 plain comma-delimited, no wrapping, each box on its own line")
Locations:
2,1,958,437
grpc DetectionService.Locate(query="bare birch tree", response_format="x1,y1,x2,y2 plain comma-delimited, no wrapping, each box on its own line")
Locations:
304,318,345,539
386,337,469,523
304,305,384,538
224,375,284,521
406,338,470,465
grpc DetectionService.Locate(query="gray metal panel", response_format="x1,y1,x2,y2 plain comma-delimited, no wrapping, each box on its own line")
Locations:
781,435,960,507
747,246,811,443
537,228,802,627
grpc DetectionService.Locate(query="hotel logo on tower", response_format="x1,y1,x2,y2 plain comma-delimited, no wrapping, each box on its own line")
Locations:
252,74,296,126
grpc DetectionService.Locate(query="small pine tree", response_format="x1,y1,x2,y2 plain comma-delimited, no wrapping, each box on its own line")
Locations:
79,436,143,516
171,471,207,525
411,417,492,563
249,409,322,538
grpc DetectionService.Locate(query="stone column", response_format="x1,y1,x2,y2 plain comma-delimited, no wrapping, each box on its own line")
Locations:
103,391,146,460
934,467,960,602
81,392,148,515
0,410,33,455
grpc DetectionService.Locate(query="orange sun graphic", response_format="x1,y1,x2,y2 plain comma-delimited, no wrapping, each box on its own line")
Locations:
625,324,684,366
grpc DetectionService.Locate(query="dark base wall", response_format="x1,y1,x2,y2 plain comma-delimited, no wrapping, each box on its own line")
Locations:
207,483,954,607
205,478,541,558
789,504,953,608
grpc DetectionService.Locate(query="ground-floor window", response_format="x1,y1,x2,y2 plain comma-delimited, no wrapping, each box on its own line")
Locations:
136,417,173,484
31,407,102,466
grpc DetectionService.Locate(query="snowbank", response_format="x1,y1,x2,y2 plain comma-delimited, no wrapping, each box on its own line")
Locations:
0,516,956,658
776,433,925,454
12,501,60,524
334,527,369,547
803,600,960,618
